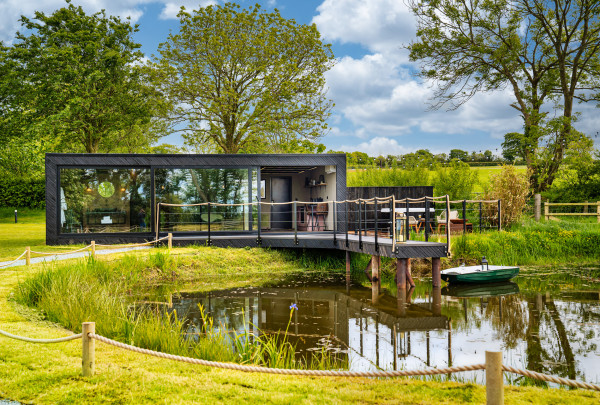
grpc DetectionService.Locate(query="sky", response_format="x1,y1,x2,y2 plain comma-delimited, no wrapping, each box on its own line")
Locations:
2,0,599,156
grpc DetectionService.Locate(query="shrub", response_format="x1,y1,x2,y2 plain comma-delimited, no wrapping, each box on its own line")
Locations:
483,165,529,227
0,177,45,208
432,160,478,199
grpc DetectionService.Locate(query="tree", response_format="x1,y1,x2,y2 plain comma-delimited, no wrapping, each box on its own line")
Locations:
407,0,600,192
449,149,469,161
156,3,334,154
4,1,166,153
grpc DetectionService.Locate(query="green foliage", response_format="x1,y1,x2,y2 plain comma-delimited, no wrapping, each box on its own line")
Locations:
156,3,334,153
483,165,530,226
347,167,431,187
452,220,600,266
432,160,478,199
2,1,167,153
544,143,600,202
0,138,45,179
0,178,45,208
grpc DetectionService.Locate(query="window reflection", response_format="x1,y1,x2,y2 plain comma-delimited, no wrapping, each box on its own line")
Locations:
155,168,252,232
60,168,151,234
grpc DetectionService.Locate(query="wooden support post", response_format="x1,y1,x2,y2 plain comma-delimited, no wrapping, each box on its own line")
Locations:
534,194,541,222
345,251,351,284
583,200,588,214
432,257,441,288
82,322,95,377
597,201,600,223
486,351,503,405
26,246,31,266
91,241,95,259
397,288,406,317
544,201,549,221
168,233,172,250
406,258,415,287
371,255,380,283
396,258,407,289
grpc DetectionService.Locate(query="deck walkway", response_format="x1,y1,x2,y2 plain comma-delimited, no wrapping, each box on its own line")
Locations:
171,232,447,259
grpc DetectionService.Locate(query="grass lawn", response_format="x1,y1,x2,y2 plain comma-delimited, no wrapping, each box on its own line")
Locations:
1,208,599,403
471,165,527,193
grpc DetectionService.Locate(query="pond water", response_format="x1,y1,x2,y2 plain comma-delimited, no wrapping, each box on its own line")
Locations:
171,268,600,384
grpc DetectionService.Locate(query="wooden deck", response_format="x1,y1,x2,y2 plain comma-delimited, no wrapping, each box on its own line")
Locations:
171,231,447,259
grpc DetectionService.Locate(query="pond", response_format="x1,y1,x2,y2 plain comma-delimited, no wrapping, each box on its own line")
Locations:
171,267,600,384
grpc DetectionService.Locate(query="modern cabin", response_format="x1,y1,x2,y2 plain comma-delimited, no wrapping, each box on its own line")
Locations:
45,153,347,245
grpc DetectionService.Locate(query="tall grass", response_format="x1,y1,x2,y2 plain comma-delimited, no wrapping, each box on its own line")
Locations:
14,251,345,370
451,219,600,265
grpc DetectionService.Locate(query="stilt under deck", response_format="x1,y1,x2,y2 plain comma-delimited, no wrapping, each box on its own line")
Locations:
170,231,447,288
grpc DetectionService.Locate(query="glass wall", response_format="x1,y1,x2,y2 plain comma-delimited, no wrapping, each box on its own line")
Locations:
155,168,256,232
60,168,151,234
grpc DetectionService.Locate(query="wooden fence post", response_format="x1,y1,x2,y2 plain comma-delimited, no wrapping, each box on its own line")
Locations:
597,202,600,223
82,322,95,377
583,200,588,214
534,194,541,222
168,233,173,250
486,351,503,405
26,246,31,266
544,201,549,221
91,241,96,259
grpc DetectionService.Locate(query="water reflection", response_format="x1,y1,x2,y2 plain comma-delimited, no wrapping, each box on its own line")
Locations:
171,270,600,384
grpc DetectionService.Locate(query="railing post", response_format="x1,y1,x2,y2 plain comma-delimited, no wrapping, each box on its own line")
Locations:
167,233,172,250
405,199,410,241
207,202,212,246
374,198,379,252
462,200,467,234
358,200,363,250
479,201,483,233
91,241,95,259
293,201,298,245
485,351,503,405
445,195,451,255
424,197,430,242
82,322,95,377
26,246,31,266
333,202,337,246
391,196,396,252
257,202,262,245
345,201,349,248
497,199,501,231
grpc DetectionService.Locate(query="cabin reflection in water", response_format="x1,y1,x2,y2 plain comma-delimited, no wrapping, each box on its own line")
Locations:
171,286,450,371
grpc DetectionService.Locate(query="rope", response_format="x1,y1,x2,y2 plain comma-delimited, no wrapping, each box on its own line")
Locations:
89,332,484,377
0,329,82,343
502,365,600,391
0,251,27,268
30,245,92,256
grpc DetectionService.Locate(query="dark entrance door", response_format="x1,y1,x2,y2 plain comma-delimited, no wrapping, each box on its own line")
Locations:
271,177,292,229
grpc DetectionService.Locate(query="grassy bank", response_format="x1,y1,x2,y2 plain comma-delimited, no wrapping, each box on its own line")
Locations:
450,219,600,266
2,251,600,403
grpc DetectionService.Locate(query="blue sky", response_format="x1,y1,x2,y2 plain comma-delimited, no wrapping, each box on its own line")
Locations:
2,0,598,156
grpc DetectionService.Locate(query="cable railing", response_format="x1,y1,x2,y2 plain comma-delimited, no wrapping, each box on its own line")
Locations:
155,196,502,255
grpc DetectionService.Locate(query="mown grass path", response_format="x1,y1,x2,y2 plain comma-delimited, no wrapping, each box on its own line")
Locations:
1,252,599,404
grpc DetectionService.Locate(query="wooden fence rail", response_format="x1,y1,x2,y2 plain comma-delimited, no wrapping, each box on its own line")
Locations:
544,201,600,222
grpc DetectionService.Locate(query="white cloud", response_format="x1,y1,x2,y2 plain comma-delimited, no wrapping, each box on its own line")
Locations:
339,137,413,156
159,0,217,20
313,0,415,56
0,0,153,43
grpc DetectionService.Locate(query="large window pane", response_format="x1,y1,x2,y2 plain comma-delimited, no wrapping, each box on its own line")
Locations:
155,168,251,232
60,168,151,234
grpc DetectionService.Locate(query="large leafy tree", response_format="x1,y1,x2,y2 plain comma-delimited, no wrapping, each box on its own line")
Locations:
3,1,166,153
156,3,334,154
407,0,600,192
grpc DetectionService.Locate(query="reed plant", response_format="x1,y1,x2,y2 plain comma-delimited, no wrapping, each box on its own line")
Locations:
13,251,346,370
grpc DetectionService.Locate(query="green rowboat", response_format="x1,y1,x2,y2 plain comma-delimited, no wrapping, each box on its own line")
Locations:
441,265,519,284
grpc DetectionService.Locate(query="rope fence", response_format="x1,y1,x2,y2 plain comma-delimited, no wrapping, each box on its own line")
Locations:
0,321,598,404
0,236,171,269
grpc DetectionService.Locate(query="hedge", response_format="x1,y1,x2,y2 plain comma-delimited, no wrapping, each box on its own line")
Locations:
0,178,45,209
